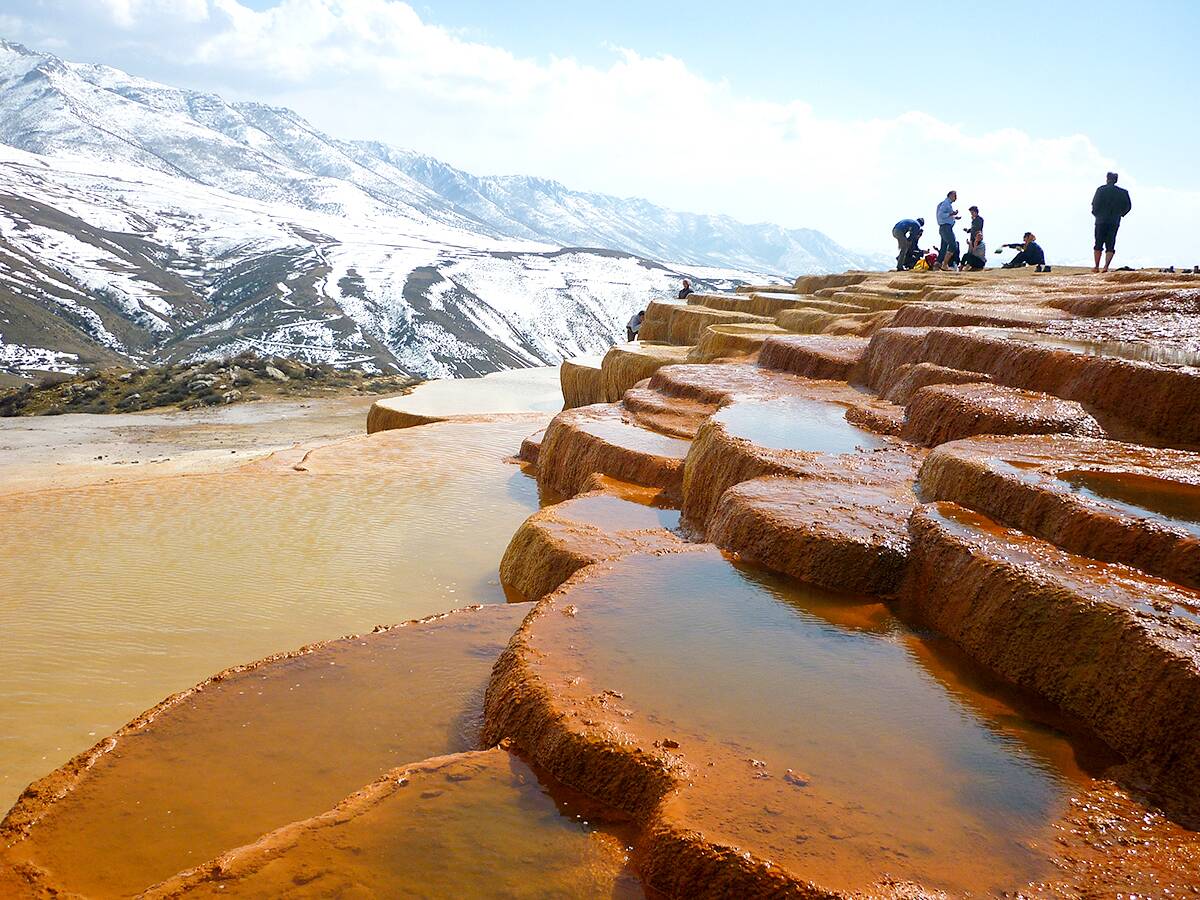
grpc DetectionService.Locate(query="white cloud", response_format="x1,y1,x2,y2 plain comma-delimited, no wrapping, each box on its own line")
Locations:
4,0,1196,265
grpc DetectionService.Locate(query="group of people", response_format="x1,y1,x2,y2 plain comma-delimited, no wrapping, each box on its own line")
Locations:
892,173,1131,274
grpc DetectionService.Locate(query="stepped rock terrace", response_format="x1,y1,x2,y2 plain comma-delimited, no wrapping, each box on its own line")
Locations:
5,265,1200,897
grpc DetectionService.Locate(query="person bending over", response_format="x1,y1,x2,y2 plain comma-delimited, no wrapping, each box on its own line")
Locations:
626,309,645,341
1091,172,1132,273
1000,233,1045,268
892,217,924,270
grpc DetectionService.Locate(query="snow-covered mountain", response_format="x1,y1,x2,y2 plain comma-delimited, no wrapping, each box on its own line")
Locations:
0,40,865,378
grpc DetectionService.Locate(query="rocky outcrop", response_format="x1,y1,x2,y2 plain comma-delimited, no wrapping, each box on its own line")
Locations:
500,491,684,602
560,358,606,409
859,326,1200,445
918,434,1200,588
901,382,1102,447
903,502,1200,820
757,334,868,380
536,404,691,499
600,343,691,402
708,472,918,595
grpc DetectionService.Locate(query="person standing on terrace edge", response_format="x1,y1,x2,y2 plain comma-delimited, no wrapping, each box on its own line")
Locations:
892,217,924,270
935,191,961,270
1092,172,1132,273
678,279,693,300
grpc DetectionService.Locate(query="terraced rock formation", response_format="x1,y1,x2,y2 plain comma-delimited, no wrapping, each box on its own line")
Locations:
7,266,1200,897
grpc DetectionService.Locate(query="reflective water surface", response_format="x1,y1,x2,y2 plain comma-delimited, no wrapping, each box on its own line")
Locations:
714,397,891,453
0,419,543,812
974,328,1200,368
5,607,529,897
150,749,643,899
387,365,565,418
557,493,681,532
531,550,1104,894
1059,469,1200,535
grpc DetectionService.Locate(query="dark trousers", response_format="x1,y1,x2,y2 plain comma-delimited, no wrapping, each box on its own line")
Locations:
937,223,955,265
893,227,913,269
1004,249,1039,268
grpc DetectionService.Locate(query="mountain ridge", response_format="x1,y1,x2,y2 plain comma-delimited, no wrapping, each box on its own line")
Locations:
0,39,871,379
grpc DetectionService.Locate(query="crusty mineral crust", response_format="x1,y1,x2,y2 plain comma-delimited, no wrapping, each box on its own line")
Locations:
688,323,788,362
635,299,681,343
517,427,545,464
757,335,868,380
918,434,1200,588
665,305,773,346
560,358,606,409
536,404,691,499
859,326,1200,445
499,491,684,602
882,362,991,405
680,404,910,534
708,473,918,595
902,502,1200,820
900,382,1102,447
0,605,529,897
483,560,694,821
890,302,1066,330
600,343,691,402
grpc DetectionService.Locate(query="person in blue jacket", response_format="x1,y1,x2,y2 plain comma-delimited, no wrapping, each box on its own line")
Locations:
892,217,924,270
935,191,961,270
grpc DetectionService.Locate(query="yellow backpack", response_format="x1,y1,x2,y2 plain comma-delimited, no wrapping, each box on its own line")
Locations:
913,257,931,272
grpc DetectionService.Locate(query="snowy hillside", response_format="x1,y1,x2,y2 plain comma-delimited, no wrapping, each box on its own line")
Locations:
0,39,865,378
0,144,767,377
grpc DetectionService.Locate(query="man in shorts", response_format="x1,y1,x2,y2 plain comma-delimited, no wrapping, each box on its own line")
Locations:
1091,172,1132,273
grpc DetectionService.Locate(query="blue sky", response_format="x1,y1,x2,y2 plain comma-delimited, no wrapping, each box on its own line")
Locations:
3,0,1198,264
303,0,1200,190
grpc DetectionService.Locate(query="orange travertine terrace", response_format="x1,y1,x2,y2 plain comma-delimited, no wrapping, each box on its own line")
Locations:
5,266,1200,897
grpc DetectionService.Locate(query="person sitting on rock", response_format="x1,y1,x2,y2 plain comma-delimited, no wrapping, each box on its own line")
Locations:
677,279,693,300
892,217,924,270
626,309,646,341
1000,233,1046,269
961,229,987,270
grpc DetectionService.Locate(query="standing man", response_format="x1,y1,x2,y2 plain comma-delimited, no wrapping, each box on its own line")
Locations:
936,190,961,270
964,205,984,245
1092,172,1132,273
892,217,924,270
678,279,693,300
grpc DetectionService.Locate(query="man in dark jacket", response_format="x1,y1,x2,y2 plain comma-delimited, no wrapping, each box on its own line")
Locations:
892,217,924,270
1092,172,1132,273
1001,233,1046,269
678,279,693,300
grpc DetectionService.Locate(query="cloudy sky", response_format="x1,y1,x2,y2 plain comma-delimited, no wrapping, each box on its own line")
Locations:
3,0,1198,265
